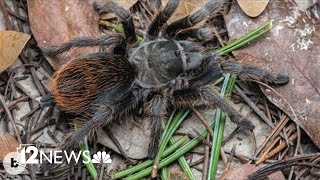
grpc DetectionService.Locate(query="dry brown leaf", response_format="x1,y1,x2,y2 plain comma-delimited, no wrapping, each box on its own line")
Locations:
97,0,138,10
220,164,285,180
97,0,138,20
28,0,100,70
0,31,30,72
97,119,151,159
0,132,20,160
237,0,269,17
162,0,208,24
226,0,320,147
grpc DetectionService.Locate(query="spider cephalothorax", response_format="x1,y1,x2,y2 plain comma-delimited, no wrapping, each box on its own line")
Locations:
42,0,289,158
131,39,204,88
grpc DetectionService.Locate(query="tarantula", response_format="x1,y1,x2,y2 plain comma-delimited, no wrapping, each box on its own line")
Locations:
42,0,289,158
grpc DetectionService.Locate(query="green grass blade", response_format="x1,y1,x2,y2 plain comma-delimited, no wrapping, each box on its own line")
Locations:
80,137,97,180
125,121,215,180
159,111,196,179
161,167,169,180
216,21,271,55
176,143,196,180
207,74,237,180
152,110,189,177
113,135,188,179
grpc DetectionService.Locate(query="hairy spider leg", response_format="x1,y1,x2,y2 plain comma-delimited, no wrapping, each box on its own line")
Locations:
146,94,168,158
40,93,55,108
170,53,289,129
193,54,289,85
63,110,112,150
42,34,125,59
40,94,61,122
189,56,223,87
147,0,181,39
94,1,137,44
41,91,142,171
172,87,255,130
174,27,214,41
40,109,113,171
61,89,143,151
164,0,223,38
221,60,290,85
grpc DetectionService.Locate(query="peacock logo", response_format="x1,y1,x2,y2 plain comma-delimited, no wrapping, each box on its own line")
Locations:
91,151,112,164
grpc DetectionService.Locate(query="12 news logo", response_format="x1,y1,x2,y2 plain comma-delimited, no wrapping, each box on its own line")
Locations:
3,144,112,175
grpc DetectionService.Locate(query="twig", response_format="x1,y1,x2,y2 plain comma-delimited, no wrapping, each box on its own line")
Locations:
202,136,210,180
221,126,239,146
189,157,203,167
192,128,211,147
256,124,297,165
20,105,40,121
224,149,277,163
191,106,214,137
11,0,23,31
263,97,272,120
29,115,55,136
235,85,274,128
100,163,108,180
220,148,228,166
103,126,133,163
261,132,298,163
0,95,29,114
235,85,290,142
20,52,47,96
225,144,236,170
13,80,40,103
253,80,298,126
288,124,301,180
254,116,290,158
0,0,13,30
0,94,22,144
212,26,225,47
6,6,28,22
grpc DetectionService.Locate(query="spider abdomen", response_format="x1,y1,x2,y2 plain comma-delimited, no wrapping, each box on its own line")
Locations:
51,53,135,112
